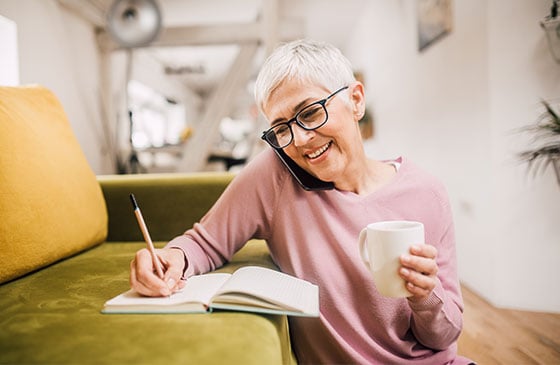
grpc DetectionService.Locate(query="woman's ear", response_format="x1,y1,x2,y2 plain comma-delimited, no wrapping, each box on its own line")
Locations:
349,82,366,121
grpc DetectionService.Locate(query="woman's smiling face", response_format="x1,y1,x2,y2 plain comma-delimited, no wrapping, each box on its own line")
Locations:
263,80,366,185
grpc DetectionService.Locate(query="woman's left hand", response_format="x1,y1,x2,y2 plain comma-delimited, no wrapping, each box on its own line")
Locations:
399,244,439,302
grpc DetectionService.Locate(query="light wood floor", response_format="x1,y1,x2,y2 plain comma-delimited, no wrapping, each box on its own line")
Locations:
457,284,560,364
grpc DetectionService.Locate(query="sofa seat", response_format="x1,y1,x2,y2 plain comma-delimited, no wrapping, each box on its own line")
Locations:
0,240,295,365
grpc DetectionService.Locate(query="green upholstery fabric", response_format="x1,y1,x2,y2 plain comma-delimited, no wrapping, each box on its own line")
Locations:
0,85,107,284
0,240,295,365
98,173,234,242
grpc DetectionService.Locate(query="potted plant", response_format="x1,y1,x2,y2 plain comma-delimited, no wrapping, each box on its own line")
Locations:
518,100,560,186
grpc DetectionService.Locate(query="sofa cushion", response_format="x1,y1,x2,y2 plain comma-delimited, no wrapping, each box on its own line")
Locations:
0,85,108,284
0,240,295,364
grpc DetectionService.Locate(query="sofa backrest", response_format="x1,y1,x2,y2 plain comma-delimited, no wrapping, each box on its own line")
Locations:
98,173,234,242
0,85,108,284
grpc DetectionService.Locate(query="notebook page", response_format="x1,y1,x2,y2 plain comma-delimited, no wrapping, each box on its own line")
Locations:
105,273,230,307
214,266,319,315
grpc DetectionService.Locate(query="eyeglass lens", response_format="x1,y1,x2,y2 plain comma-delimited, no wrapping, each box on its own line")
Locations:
265,103,327,148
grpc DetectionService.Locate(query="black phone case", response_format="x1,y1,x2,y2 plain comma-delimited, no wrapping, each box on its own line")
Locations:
273,148,335,191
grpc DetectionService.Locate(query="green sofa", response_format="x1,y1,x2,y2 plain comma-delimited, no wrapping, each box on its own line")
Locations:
0,85,296,364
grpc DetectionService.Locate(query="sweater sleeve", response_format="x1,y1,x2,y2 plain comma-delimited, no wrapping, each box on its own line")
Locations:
407,183,464,350
165,150,284,277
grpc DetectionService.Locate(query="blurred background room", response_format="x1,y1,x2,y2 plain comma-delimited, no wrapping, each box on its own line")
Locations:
1,0,559,362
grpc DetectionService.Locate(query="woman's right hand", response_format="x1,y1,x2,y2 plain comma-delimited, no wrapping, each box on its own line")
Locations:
130,247,186,297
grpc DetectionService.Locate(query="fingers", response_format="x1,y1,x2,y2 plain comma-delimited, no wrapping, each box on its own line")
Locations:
159,250,187,293
130,248,186,297
399,244,439,301
130,249,169,296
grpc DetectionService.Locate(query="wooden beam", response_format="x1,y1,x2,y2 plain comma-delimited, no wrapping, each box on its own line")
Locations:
261,0,280,56
96,20,304,51
97,48,120,173
176,43,259,172
57,0,106,28
97,23,258,51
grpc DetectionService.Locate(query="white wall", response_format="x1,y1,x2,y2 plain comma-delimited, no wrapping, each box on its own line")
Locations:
0,0,201,175
346,0,560,312
487,0,560,311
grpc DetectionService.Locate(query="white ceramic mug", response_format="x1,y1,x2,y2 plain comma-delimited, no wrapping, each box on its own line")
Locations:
358,221,424,298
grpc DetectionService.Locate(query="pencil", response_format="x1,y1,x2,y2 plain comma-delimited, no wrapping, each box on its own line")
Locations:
129,193,165,279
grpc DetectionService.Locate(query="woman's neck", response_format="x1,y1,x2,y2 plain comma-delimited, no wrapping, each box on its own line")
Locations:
334,158,397,195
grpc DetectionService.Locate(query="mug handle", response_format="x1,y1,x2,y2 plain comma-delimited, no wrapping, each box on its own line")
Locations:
358,228,369,264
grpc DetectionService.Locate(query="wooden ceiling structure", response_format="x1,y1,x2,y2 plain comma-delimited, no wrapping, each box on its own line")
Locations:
56,0,363,172
58,0,304,172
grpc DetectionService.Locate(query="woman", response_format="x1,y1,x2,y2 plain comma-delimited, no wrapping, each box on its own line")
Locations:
130,39,471,364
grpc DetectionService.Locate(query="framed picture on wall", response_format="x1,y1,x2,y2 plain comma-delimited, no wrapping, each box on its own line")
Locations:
417,0,453,52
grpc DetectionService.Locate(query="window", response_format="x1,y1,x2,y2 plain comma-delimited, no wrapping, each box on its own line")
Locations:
127,80,187,171
0,14,19,86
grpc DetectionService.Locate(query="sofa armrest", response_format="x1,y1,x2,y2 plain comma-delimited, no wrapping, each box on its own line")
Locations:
98,172,234,242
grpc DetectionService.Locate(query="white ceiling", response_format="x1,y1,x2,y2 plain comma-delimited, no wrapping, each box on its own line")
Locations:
62,0,366,94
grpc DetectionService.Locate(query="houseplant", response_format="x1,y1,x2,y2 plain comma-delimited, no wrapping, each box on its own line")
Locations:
518,100,560,186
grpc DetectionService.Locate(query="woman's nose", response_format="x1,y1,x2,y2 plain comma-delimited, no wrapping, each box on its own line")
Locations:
291,124,315,147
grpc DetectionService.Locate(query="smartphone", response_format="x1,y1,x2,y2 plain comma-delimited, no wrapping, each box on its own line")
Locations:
272,148,335,191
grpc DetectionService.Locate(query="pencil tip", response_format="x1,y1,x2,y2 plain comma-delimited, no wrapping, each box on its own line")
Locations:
129,193,138,209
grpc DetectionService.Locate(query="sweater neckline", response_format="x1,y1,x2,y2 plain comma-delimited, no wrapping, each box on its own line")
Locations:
330,157,405,200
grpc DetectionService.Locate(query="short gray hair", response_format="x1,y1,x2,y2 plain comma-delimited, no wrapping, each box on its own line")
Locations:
254,39,356,114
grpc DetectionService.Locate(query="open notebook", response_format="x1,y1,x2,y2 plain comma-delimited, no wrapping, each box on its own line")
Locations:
102,266,319,317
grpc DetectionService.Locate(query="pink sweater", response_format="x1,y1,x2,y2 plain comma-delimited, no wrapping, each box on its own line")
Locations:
167,149,470,365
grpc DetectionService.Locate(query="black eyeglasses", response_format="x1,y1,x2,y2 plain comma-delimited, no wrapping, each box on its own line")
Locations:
261,86,349,149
